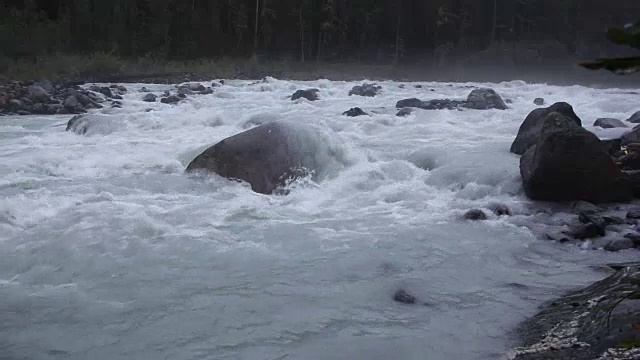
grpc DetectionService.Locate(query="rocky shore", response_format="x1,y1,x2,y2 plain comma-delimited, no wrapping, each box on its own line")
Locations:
507,262,640,360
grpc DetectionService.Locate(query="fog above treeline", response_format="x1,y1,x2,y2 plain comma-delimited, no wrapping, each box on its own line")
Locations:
1,0,639,85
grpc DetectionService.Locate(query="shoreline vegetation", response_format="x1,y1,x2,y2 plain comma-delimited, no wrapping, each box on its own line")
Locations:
1,53,639,88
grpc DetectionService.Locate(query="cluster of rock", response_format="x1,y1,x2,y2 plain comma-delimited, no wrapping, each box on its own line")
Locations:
0,81,127,116
509,102,640,251
142,82,217,104
395,88,507,112
287,85,508,118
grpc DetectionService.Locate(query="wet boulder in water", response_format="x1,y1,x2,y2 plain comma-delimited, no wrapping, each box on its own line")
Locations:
342,107,367,117
396,108,413,117
291,89,319,101
142,93,157,102
65,114,124,136
463,88,507,110
186,121,345,195
510,102,582,155
519,112,632,203
395,98,423,109
533,98,545,106
393,290,416,304
349,83,381,97
626,110,640,123
593,118,627,129
462,209,487,221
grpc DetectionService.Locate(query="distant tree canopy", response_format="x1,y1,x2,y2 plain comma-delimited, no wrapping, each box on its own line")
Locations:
580,22,640,74
0,0,638,65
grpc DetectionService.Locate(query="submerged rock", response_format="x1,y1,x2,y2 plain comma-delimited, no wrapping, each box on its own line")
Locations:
65,114,124,136
342,107,367,117
422,99,465,110
462,209,487,221
291,89,319,101
349,83,381,97
396,108,413,117
519,112,631,203
534,98,545,106
393,290,417,304
186,121,346,195
508,262,640,359
626,110,640,123
594,118,627,129
511,102,582,155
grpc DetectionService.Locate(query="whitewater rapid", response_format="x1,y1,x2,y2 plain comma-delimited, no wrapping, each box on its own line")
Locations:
0,78,639,360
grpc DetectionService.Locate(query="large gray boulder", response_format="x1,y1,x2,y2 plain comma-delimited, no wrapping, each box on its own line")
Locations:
520,112,631,203
185,121,346,194
463,88,507,110
510,102,582,155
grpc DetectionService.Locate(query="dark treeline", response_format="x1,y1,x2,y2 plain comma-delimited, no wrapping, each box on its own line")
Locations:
1,0,638,66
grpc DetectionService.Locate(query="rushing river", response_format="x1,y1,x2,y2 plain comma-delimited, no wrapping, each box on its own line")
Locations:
1,78,639,360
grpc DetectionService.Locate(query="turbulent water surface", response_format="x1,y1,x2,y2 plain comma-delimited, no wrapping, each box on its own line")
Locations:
1,78,639,360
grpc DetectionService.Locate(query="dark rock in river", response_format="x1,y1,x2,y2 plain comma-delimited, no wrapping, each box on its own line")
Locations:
510,102,582,155
509,262,640,359
393,290,417,304
533,98,545,106
626,110,640,123
342,107,367,117
161,95,181,104
291,89,319,101
604,238,636,252
185,121,345,195
349,83,381,97
396,108,413,117
143,93,157,102
396,98,423,109
463,88,507,110
519,112,631,203
65,114,124,136
422,99,465,110
462,209,487,221
594,118,627,129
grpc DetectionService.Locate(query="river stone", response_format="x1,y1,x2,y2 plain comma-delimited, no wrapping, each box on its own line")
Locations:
463,88,507,110
519,112,631,203
186,121,345,195
594,118,627,129
342,107,367,117
626,110,640,123
291,89,319,101
510,102,582,155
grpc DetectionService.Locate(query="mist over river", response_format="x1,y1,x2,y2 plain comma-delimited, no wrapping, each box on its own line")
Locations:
1,78,639,360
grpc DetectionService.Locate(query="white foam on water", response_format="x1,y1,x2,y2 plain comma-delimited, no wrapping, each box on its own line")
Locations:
0,79,639,360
